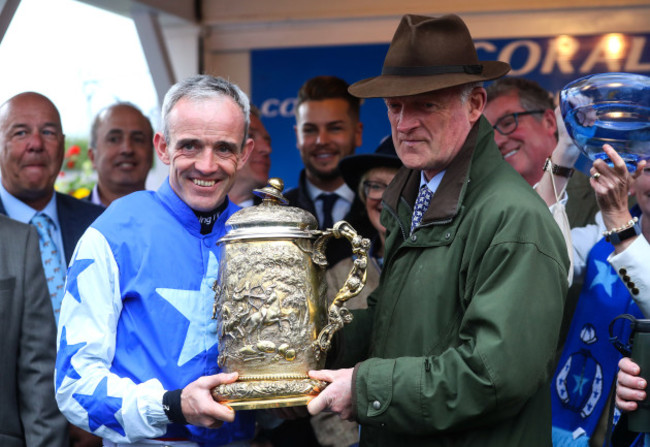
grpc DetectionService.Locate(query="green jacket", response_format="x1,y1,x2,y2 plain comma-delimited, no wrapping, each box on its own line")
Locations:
344,117,569,447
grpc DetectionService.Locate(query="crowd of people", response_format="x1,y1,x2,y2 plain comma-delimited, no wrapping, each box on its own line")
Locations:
0,11,648,447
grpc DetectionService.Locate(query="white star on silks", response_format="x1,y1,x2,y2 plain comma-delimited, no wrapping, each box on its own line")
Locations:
156,251,220,367
589,259,618,297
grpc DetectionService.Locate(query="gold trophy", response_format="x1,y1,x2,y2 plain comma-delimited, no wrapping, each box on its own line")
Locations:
211,178,370,410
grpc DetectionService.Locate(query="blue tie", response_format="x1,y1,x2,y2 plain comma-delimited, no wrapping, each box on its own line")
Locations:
318,193,339,230
411,185,433,235
31,213,66,324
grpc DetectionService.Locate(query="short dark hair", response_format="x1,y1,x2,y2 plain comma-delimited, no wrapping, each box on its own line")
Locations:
295,76,361,121
486,77,555,112
250,104,261,120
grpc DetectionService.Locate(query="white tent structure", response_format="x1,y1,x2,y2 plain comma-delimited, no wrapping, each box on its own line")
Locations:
2,0,648,103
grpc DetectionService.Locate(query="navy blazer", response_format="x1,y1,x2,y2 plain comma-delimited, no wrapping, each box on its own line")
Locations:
0,192,104,264
284,170,377,268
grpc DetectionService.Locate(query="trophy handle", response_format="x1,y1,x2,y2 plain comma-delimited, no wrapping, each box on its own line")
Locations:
312,221,370,359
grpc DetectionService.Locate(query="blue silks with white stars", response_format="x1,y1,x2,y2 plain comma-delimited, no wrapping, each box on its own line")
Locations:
55,179,255,445
551,207,642,445
73,377,125,437
66,259,94,303
55,327,84,391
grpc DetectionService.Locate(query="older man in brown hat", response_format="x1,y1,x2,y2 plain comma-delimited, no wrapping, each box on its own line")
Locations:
307,14,570,447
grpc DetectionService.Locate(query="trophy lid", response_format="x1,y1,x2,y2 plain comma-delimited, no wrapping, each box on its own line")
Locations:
219,178,319,242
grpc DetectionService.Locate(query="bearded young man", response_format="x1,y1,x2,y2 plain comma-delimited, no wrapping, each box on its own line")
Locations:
286,75,376,267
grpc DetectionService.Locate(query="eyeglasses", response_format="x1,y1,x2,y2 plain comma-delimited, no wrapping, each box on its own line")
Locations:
363,180,388,200
492,110,546,136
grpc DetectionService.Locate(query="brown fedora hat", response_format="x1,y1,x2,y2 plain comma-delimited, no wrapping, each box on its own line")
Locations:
349,14,510,98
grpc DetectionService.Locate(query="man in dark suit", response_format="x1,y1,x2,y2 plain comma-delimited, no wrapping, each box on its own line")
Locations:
0,91,103,447
0,214,69,447
0,92,104,282
287,76,376,267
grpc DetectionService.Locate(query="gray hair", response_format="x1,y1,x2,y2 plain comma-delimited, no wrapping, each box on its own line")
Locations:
161,75,251,149
485,77,556,139
486,77,554,111
459,82,484,104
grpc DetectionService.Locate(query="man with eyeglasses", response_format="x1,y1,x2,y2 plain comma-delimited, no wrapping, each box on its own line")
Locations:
484,77,599,228
486,79,649,447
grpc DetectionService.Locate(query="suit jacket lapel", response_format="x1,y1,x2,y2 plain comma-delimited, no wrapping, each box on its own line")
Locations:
56,193,79,264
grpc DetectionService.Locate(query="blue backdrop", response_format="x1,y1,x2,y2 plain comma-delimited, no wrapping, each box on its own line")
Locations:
251,32,650,188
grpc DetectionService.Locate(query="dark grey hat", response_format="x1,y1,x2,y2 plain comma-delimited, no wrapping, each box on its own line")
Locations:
339,136,402,192
349,14,510,98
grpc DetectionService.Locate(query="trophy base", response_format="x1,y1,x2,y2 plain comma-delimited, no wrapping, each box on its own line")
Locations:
211,377,328,410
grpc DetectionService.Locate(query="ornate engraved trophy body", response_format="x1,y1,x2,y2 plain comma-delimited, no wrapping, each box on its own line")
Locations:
211,179,370,410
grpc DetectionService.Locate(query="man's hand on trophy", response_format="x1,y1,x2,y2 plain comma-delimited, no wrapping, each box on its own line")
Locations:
307,368,355,420
181,373,238,428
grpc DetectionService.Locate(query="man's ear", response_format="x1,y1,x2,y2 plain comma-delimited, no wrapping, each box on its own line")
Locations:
294,124,300,150
154,132,170,165
543,108,558,135
237,137,254,170
87,147,97,169
354,121,363,149
468,87,487,124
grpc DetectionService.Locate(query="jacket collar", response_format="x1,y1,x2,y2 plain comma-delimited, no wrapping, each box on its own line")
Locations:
156,176,240,238
383,116,481,224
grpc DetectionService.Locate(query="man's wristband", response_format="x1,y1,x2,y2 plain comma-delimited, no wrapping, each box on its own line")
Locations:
543,158,574,178
163,389,188,425
603,217,640,245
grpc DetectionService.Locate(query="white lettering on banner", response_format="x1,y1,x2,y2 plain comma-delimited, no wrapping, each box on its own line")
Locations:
260,98,297,118
626,37,650,72
261,98,280,117
580,38,623,73
476,35,650,77
540,41,576,75
475,41,497,54
500,40,542,76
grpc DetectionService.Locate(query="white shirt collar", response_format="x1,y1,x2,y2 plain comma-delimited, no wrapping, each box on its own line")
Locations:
419,170,446,195
0,181,60,229
90,184,106,207
305,179,355,204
